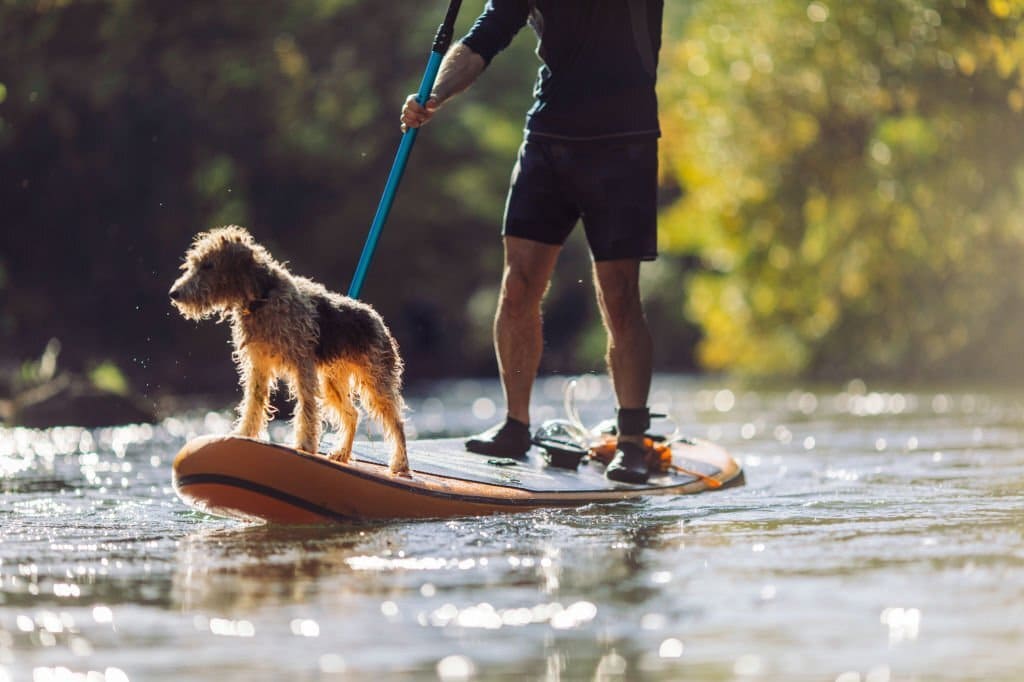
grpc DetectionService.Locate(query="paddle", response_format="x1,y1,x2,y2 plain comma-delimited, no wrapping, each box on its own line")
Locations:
347,0,464,299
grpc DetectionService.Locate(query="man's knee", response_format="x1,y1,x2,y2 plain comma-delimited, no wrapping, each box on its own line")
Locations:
500,237,559,312
500,265,549,311
595,263,643,319
603,301,647,339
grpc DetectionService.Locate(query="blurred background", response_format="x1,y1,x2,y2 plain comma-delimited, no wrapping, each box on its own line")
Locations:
0,0,1022,418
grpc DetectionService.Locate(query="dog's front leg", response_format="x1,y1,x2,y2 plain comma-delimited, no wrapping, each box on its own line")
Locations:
292,361,322,454
237,362,273,439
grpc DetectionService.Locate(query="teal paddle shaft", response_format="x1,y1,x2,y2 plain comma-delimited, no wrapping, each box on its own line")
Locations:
348,0,463,299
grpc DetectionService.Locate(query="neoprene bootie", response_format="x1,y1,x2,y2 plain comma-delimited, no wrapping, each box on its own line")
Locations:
465,418,532,459
605,440,650,483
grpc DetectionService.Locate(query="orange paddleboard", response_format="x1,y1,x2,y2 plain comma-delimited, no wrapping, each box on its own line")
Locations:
173,435,743,523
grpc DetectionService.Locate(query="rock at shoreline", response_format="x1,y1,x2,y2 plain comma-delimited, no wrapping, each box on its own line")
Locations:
2,374,158,429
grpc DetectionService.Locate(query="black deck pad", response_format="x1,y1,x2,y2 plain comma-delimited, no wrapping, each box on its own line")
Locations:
349,438,721,493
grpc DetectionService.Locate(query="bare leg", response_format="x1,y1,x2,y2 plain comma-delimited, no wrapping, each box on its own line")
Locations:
237,361,273,439
495,236,561,424
592,258,652,442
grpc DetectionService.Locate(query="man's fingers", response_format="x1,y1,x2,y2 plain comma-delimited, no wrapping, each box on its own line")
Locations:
401,110,427,129
404,94,427,114
400,94,439,130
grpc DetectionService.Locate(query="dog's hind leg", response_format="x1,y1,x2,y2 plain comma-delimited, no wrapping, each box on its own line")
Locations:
324,372,359,463
360,373,409,476
291,360,322,454
379,394,409,476
236,359,274,439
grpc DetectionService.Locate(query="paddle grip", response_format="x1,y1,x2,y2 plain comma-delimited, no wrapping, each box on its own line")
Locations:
433,0,463,54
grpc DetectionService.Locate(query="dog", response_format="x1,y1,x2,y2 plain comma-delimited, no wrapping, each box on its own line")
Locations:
169,225,409,475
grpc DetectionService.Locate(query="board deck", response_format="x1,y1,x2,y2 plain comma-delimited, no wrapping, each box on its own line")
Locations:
173,435,744,523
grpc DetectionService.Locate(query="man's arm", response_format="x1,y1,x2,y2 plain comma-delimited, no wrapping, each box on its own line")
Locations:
400,0,530,131
400,44,486,132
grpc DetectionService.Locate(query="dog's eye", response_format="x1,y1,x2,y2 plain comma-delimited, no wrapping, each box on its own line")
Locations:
199,262,214,271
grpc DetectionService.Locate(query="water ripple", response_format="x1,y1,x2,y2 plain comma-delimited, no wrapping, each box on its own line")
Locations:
0,378,1022,679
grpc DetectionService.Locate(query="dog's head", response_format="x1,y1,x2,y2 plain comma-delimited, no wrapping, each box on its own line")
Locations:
169,226,277,321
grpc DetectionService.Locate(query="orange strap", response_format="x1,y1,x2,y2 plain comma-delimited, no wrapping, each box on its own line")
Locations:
588,436,722,488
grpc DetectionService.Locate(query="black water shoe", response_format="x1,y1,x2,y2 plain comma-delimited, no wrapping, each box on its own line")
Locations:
465,418,532,459
605,441,650,484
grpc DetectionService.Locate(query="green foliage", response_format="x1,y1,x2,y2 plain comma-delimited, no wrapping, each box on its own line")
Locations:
0,0,537,388
660,0,1024,379
16,338,61,390
89,360,130,396
3,0,1022,389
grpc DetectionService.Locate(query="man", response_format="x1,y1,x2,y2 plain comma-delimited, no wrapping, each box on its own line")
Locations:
401,0,663,483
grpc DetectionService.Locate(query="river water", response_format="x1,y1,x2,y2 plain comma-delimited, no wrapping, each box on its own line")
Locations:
1,375,1022,681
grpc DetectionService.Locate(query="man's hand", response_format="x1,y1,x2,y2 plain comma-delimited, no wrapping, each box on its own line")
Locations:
398,44,486,132
401,95,440,133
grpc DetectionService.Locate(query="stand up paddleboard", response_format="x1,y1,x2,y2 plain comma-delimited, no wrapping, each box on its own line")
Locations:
173,435,744,523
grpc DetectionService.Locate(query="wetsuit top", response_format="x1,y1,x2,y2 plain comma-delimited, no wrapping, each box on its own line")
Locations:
460,0,663,142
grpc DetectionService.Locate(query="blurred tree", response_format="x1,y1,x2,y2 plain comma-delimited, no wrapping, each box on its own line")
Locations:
0,0,540,394
5,0,1021,399
659,0,1024,379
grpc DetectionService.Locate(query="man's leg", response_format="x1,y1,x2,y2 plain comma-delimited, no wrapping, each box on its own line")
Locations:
466,235,560,456
593,258,653,416
497,236,562,423
593,258,654,482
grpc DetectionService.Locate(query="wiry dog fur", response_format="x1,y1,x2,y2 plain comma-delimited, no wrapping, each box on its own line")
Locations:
169,226,409,474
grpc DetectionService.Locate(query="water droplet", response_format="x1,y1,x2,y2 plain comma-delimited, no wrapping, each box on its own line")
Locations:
651,571,672,585
290,619,320,637
659,637,684,658
437,654,476,681
713,390,736,412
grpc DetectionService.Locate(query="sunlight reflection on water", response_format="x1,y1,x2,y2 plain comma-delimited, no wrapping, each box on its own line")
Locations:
0,375,1022,680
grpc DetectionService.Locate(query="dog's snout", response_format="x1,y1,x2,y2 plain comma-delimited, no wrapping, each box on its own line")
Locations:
169,288,181,301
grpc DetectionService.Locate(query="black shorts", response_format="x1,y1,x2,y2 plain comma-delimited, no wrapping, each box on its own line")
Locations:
502,137,658,261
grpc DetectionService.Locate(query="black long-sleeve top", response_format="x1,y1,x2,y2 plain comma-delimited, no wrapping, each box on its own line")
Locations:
461,0,663,141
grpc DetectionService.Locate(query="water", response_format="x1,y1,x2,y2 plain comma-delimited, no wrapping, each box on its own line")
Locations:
1,375,1022,681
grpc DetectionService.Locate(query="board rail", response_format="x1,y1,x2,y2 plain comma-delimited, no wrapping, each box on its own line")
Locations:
173,435,744,523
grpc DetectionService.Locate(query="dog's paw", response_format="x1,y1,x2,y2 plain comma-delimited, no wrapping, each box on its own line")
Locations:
328,450,351,464
389,455,410,477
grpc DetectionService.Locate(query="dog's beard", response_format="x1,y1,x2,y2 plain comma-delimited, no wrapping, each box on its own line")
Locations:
171,297,220,321
170,277,223,321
